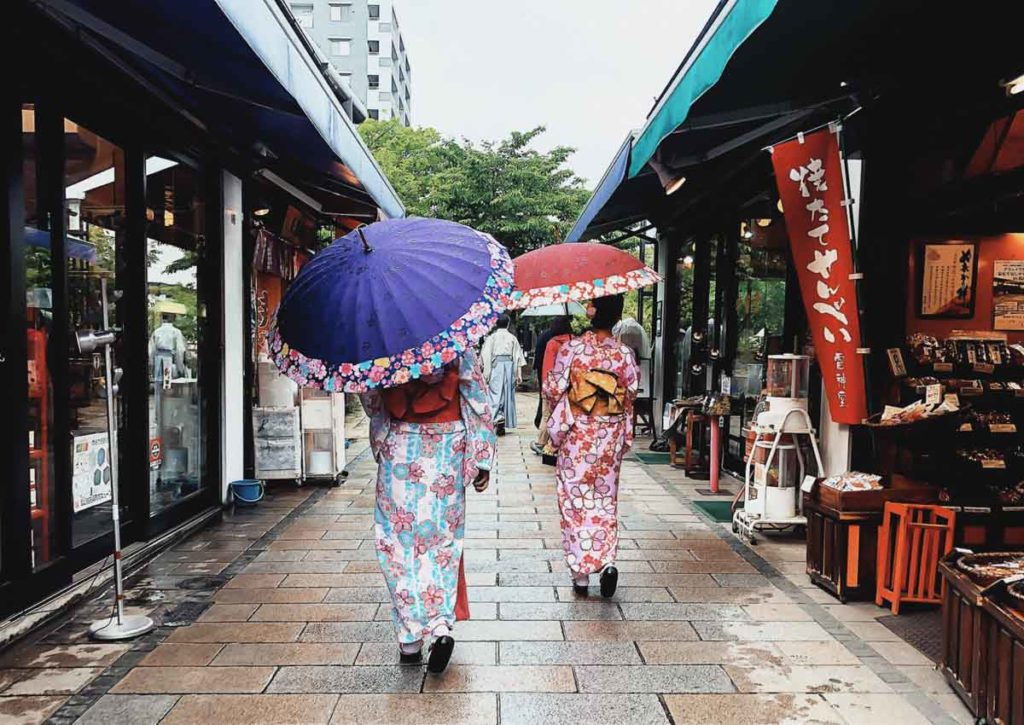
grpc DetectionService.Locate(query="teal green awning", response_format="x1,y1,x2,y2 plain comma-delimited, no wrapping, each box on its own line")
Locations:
628,0,780,178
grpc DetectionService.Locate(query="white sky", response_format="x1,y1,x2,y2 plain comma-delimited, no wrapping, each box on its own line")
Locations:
396,0,720,187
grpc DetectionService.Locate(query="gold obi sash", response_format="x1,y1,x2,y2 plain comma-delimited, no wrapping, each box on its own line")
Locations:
567,369,626,416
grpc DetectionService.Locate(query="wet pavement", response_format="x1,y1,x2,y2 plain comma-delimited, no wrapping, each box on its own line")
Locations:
0,395,971,724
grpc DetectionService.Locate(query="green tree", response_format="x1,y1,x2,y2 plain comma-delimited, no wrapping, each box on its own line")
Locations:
359,120,590,257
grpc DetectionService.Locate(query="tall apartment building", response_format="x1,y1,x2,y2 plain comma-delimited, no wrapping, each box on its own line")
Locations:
288,0,412,126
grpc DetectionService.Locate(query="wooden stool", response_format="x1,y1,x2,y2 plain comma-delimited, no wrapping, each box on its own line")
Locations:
669,410,709,474
876,502,956,615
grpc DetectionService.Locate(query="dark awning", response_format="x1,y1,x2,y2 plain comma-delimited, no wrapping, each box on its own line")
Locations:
36,0,404,220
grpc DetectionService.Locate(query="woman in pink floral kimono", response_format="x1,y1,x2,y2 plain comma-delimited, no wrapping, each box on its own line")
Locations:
544,294,638,597
361,348,495,673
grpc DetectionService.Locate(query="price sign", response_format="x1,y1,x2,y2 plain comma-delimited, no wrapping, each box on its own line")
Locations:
925,384,942,405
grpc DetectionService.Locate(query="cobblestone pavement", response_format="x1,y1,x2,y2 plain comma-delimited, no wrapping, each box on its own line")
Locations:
0,395,971,724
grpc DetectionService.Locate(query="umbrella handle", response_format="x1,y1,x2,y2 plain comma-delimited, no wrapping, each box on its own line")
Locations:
356,226,373,253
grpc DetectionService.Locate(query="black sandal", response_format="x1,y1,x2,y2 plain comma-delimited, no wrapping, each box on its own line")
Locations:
427,635,455,674
572,582,589,596
600,566,619,598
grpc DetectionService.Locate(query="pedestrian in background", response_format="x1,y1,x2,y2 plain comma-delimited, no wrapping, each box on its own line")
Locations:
544,294,638,597
480,314,526,435
360,348,496,674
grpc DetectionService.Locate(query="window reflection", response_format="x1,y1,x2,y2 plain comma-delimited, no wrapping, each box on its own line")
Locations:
146,159,206,515
23,104,57,569
64,119,127,548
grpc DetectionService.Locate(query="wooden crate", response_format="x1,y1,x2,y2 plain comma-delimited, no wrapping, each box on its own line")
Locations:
804,495,882,602
938,553,988,718
981,592,1024,725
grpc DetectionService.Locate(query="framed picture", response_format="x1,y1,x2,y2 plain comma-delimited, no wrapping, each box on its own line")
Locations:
917,241,978,319
993,260,1024,331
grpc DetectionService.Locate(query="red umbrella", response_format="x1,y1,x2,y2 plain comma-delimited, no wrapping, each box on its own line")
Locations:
509,242,660,310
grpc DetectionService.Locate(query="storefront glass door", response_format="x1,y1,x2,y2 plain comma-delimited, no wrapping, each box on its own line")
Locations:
63,118,130,548
145,158,208,516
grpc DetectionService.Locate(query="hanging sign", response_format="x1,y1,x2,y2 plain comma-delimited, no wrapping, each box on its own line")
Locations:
72,432,112,513
771,127,868,424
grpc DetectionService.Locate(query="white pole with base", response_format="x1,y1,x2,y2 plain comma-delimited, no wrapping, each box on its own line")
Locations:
85,277,155,641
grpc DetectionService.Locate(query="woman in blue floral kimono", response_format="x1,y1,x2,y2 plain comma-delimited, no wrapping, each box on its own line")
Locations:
360,348,496,673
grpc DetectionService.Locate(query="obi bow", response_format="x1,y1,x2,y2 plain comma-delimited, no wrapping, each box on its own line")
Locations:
567,368,627,416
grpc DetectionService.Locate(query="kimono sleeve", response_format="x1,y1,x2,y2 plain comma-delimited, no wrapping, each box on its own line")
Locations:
359,390,390,463
458,348,497,481
544,340,577,449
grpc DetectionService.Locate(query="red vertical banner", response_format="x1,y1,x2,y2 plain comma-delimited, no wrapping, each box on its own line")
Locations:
771,127,868,424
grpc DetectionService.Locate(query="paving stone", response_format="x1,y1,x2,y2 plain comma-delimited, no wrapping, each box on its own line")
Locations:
725,664,893,694
774,641,861,666
322,588,392,603
267,666,422,694
197,604,259,622
638,641,784,666
223,574,286,589
73,694,179,725
823,693,932,724
166,623,303,643
453,620,563,642
211,643,360,666
499,693,669,725
0,668,101,696
111,667,275,694
0,695,66,724
712,574,773,588
741,604,814,622
499,641,641,665
213,588,330,604
618,603,747,621
0,645,129,670
300,623,396,642
562,621,697,642
667,587,790,604
498,602,622,621
575,664,734,693
139,644,224,667
355,642,497,666
424,665,574,693
161,694,339,725
329,694,496,725
250,604,378,622
282,574,385,588
693,621,832,642
467,587,556,603
663,693,843,724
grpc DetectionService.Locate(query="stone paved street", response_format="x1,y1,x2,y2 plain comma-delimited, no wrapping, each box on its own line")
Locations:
0,396,972,724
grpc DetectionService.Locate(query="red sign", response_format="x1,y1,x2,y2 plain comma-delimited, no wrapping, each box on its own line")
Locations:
771,127,868,424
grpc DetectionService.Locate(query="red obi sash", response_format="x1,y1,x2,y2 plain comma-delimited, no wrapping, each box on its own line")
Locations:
381,366,461,423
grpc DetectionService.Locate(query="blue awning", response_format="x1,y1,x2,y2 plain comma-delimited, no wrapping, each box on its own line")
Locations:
39,0,404,219
567,135,633,242
25,227,98,263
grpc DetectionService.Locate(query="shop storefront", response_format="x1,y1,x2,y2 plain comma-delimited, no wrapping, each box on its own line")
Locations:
1,0,402,625
569,1,1024,694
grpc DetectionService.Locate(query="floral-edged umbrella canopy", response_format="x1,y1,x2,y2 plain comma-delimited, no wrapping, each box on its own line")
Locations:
508,242,660,310
268,218,513,392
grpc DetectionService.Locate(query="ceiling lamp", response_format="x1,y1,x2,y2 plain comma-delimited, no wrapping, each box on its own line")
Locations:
1005,73,1024,96
682,254,695,267
649,150,686,196
777,199,784,214
253,207,271,217
740,221,754,240
755,218,772,228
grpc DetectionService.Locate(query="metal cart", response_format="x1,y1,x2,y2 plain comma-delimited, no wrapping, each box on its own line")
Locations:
733,407,824,544
299,389,347,486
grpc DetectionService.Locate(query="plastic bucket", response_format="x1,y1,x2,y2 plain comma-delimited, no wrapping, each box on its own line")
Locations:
230,479,264,505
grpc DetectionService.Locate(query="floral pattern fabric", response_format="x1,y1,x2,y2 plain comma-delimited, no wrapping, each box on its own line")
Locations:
268,235,513,394
361,349,496,644
508,266,660,311
544,332,639,577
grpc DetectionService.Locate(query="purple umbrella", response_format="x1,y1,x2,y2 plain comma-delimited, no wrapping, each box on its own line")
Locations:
268,217,513,392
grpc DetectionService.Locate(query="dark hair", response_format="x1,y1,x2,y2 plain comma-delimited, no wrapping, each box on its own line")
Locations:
591,294,624,331
550,316,572,335
495,314,511,329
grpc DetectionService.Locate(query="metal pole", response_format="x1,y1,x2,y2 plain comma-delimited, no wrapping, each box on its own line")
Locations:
89,277,153,640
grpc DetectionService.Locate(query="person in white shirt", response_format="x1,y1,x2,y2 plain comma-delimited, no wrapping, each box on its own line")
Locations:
480,315,526,434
